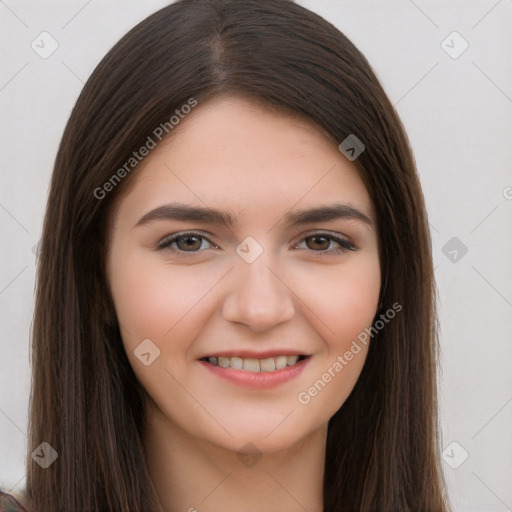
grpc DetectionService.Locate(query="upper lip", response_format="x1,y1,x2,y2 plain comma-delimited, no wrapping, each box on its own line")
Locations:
199,349,310,359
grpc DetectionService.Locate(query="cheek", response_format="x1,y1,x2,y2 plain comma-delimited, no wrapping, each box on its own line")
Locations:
291,254,380,414
108,254,212,409
294,252,381,350
109,248,190,333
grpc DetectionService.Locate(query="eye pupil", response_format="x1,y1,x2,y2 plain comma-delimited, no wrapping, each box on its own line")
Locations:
178,236,201,251
307,235,329,251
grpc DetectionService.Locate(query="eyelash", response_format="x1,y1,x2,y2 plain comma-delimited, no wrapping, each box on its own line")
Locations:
156,230,356,258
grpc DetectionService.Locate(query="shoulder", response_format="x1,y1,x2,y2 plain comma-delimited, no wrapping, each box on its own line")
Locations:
0,489,28,512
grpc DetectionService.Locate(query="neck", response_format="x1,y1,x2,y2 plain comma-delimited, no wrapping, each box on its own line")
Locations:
144,401,326,512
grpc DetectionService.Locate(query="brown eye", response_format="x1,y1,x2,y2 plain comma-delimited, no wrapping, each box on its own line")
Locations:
305,235,331,251
157,232,216,256
175,235,203,251
295,232,356,254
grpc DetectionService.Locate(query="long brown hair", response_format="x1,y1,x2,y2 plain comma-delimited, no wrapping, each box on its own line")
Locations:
24,0,450,510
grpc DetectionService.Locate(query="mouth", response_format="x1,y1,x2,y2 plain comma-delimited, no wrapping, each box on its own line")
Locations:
199,353,311,389
199,354,309,372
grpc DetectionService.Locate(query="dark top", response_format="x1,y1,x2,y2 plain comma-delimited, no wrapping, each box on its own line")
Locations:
0,490,28,512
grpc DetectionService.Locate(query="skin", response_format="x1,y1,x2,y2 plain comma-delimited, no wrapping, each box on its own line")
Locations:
106,95,381,512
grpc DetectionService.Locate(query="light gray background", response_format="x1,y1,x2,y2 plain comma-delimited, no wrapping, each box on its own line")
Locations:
1,1,511,510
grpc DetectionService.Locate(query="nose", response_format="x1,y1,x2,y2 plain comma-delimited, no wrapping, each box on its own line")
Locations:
221,251,296,332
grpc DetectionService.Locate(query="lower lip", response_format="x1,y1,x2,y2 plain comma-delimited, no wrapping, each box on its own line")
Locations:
199,358,310,389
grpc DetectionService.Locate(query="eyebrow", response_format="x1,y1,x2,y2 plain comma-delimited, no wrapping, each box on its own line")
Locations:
135,202,374,229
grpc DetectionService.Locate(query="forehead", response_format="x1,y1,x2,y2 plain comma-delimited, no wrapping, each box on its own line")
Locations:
112,95,375,228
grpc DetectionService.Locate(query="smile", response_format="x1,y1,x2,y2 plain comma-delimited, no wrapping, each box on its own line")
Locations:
199,353,311,389
201,355,307,372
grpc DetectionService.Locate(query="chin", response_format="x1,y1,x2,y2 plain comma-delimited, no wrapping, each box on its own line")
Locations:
201,414,324,457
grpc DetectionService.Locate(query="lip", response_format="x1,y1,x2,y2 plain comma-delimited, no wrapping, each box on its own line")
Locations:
199,356,310,389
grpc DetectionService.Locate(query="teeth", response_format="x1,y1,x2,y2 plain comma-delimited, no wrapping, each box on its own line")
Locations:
204,354,304,372
218,357,229,368
286,355,299,366
260,358,275,372
230,356,243,370
275,355,287,370
243,358,260,372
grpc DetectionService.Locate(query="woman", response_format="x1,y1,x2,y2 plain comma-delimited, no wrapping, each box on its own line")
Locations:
1,0,450,510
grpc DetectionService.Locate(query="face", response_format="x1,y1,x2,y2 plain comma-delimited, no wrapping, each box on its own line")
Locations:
106,95,380,455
